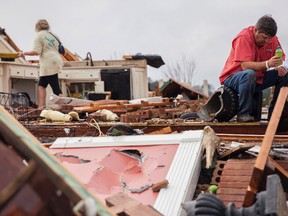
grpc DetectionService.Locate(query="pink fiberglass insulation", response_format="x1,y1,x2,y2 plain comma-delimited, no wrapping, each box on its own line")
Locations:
48,144,178,205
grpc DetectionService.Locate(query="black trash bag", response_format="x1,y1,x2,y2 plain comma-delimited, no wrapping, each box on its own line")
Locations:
107,124,144,136
180,112,199,120
130,53,165,68
12,92,36,108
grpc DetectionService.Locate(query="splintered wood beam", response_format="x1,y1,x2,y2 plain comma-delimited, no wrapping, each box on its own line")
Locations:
243,87,288,207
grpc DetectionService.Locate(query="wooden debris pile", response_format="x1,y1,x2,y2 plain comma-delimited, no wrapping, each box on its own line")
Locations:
58,98,207,124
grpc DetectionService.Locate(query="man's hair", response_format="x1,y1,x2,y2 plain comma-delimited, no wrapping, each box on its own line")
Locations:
255,14,277,37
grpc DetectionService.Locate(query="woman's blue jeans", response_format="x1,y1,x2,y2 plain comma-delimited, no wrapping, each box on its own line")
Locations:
223,69,288,118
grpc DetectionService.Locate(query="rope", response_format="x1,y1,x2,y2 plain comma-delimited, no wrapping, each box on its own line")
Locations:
85,118,105,137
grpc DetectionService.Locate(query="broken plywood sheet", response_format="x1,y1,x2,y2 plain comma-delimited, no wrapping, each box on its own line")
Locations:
49,130,204,216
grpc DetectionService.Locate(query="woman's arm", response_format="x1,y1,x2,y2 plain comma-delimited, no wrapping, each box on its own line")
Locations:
17,50,40,58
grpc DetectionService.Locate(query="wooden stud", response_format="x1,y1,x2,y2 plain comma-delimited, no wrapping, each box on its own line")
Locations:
243,87,288,207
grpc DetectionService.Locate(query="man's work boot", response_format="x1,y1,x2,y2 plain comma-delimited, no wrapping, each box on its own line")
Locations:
237,114,255,123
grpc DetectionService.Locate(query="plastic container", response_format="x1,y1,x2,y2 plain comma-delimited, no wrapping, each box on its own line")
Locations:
275,46,283,57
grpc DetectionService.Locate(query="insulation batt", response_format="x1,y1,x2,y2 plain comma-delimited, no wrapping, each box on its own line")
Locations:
40,110,72,122
202,126,220,168
96,109,119,121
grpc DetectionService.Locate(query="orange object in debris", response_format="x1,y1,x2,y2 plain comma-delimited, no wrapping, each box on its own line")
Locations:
152,179,169,192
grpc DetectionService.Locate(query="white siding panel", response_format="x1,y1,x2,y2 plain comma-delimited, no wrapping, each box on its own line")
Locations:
153,132,203,216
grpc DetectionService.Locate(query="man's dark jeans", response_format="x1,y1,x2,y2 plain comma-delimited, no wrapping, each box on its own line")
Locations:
223,69,288,119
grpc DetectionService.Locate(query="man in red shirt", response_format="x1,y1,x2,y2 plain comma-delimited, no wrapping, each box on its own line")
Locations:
219,15,287,122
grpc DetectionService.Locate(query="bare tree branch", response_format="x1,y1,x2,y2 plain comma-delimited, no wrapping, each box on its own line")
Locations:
162,54,196,86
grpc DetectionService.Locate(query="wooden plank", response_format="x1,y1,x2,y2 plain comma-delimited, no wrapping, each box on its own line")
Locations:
62,48,79,61
0,161,36,209
277,160,288,170
0,139,76,215
268,157,288,178
106,191,139,206
243,87,288,207
148,127,172,135
125,204,163,216
105,192,163,216
109,201,140,215
0,106,113,216
105,192,141,215
219,144,255,159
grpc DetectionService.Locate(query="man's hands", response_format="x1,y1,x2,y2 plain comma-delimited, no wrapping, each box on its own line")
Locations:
277,65,287,76
241,56,286,76
267,56,283,68
267,56,287,76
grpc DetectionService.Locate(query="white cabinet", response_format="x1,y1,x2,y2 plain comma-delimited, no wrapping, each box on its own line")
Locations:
10,68,25,78
9,65,39,79
59,68,100,80
24,70,39,78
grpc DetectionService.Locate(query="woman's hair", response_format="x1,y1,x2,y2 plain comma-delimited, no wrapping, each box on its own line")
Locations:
255,14,277,37
35,19,50,32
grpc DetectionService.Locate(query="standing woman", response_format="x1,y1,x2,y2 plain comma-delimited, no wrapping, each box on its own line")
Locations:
18,19,63,108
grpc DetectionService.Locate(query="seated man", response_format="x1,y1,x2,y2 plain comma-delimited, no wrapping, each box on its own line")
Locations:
219,14,287,122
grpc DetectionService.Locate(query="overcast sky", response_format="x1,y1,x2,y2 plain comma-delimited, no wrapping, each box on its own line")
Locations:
1,0,288,88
